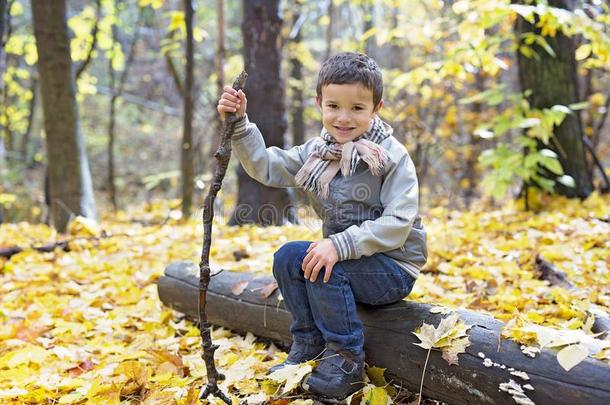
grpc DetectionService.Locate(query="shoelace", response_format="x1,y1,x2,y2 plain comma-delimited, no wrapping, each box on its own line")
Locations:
315,351,358,375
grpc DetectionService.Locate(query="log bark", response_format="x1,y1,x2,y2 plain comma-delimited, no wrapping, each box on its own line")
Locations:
158,261,610,405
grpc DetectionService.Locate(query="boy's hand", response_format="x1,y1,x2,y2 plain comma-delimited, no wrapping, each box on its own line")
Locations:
217,85,247,120
302,239,339,283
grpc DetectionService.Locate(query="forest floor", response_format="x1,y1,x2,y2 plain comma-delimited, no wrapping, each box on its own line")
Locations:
0,193,609,404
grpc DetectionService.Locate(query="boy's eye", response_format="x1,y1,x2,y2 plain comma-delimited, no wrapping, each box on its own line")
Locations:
327,104,338,109
353,106,364,111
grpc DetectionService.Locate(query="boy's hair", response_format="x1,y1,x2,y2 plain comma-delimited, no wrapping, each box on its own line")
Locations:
316,52,383,108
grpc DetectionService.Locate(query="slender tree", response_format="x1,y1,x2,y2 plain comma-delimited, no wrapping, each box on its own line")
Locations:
362,0,375,57
19,78,37,164
514,0,593,197
31,0,97,232
230,0,297,225
207,0,226,168
108,5,142,210
75,0,100,81
288,2,305,146
0,0,7,57
324,0,333,61
0,0,9,188
181,0,195,217
215,0,225,102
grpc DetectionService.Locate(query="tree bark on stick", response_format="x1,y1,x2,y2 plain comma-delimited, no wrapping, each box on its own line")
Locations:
197,71,247,403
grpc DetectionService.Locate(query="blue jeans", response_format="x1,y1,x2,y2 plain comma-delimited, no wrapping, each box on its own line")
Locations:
272,240,417,355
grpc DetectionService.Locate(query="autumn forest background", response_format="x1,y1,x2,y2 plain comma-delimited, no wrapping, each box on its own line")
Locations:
0,0,609,404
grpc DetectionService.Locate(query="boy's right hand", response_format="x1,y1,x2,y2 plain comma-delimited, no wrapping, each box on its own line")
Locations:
217,85,247,121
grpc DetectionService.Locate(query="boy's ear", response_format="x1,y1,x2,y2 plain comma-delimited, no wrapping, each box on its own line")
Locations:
315,96,322,109
373,99,384,113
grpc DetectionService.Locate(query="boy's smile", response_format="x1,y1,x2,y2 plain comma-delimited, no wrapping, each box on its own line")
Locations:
317,83,383,144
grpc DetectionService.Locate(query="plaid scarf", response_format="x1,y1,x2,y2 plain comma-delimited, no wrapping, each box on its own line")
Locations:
295,115,390,199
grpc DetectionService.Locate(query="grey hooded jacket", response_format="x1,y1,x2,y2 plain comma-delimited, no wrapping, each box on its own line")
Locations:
231,115,427,278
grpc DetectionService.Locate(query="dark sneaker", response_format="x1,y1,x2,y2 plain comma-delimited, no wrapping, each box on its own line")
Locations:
268,341,325,373
302,346,365,399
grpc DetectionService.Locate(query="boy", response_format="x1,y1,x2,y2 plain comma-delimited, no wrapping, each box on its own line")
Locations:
217,52,427,399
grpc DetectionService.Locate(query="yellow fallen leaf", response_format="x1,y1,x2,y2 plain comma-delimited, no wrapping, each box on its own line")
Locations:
0,388,27,400
0,344,48,368
267,362,313,394
366,366,397,396
67,216,101,237
557,343,588,371
362,384,391,405
413,312,472,366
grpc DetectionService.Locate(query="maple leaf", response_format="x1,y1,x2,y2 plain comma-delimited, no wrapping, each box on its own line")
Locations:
412,313,473,405
413,312,473,364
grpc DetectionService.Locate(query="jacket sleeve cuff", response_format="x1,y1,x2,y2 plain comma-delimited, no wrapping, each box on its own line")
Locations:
329,230,358,261
231,114,251,140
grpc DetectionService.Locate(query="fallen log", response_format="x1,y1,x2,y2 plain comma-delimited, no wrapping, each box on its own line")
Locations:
158,261,610,405
0,240,70,259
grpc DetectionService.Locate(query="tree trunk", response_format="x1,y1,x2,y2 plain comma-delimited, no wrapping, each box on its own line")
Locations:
20,78,37,165
75,0,100,81
206,0,226,175
108,35,118,211
324,0,333,61
31,0,97,232
362,0,375,58
107,7,141,211
181,0,195,218
289,7,305,147
0,0,7,56
0,0,6,184
514,0,592,197
2,55,12,156
229,0,297,226
215,0,225,100
386,2,404,69
461,71,485,206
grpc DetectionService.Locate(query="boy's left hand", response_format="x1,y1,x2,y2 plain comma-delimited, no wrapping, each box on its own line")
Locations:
302,239,339,283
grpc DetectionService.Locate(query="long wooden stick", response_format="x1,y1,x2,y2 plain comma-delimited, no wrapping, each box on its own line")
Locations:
198,71,247,403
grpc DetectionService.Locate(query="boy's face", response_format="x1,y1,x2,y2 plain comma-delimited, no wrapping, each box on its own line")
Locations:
316,83,383,144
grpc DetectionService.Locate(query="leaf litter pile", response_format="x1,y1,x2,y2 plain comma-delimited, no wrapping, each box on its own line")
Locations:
1,193,609,404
